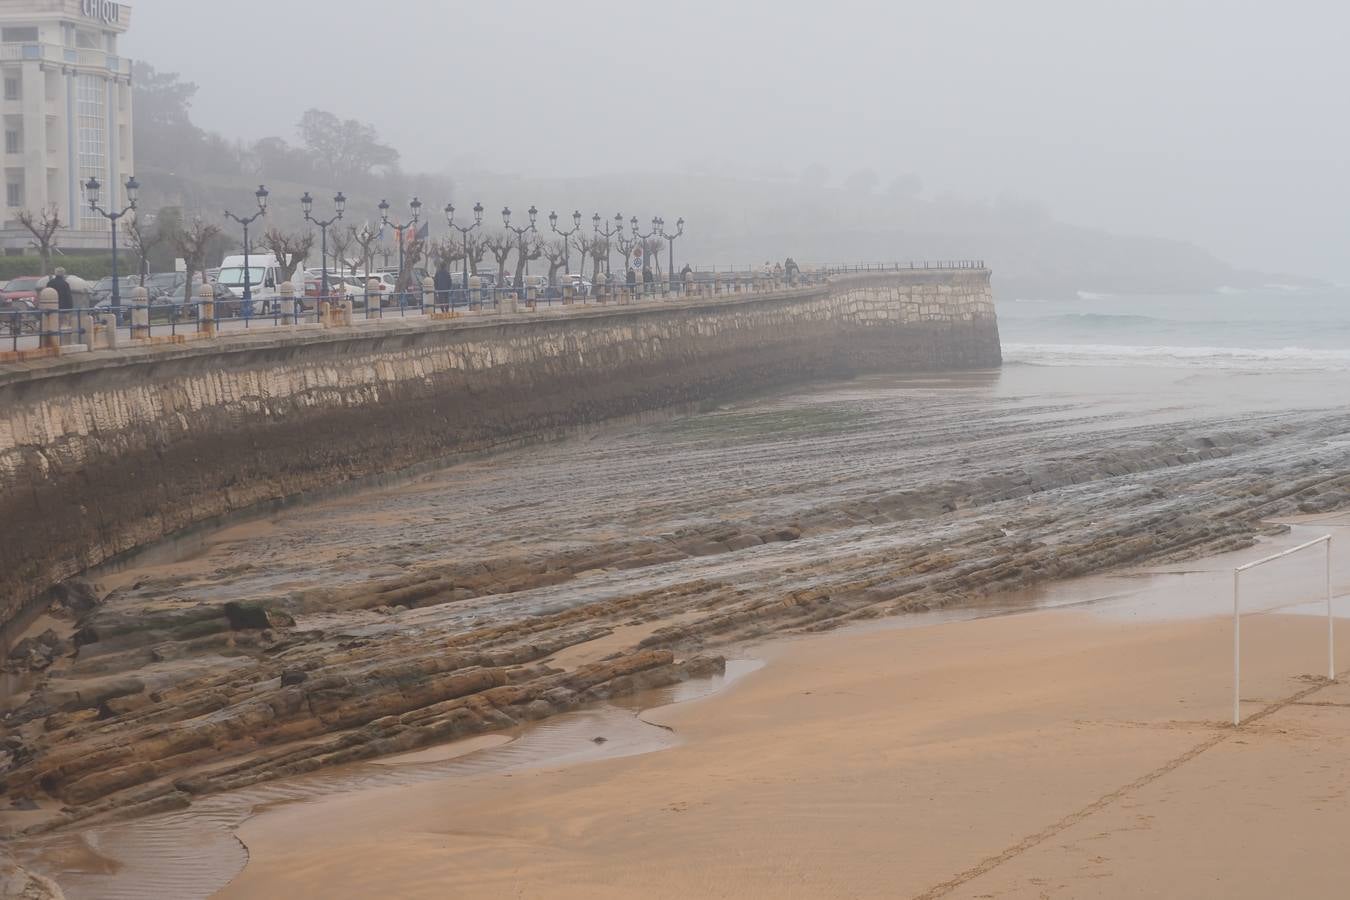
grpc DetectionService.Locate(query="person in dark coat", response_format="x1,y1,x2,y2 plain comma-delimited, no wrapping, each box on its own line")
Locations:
433,262,454,311
49,267,73,310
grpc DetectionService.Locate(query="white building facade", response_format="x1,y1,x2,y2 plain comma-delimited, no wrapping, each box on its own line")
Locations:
0,0,133,254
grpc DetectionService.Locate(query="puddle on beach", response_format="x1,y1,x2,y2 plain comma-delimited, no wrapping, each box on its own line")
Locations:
10,659,764,900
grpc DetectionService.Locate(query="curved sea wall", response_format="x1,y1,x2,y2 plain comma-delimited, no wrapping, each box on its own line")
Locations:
0,270,999,637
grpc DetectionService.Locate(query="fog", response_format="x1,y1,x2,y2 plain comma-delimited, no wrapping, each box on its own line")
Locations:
124,0,1349,280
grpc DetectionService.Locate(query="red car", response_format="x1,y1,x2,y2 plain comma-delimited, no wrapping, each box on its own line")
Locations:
1,275,44,306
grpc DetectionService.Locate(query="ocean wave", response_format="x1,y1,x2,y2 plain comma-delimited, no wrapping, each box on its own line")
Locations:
1002,342,1350,372
1037,313,1162,325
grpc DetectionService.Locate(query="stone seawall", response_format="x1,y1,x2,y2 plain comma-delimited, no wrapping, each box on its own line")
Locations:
0,271,999,637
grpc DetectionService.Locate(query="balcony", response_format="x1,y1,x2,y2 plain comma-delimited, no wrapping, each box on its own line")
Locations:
0,43,131,77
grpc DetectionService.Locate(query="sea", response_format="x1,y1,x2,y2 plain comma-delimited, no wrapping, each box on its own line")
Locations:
998,284,1350,372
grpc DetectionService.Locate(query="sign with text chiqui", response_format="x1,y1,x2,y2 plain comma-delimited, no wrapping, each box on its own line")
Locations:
81,0,122,25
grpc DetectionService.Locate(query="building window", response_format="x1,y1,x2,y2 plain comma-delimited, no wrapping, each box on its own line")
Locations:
4,78,19,101
77,75,105,229
75,30,100,50
5,127,20,155
1,27,38,43
6,180,23,208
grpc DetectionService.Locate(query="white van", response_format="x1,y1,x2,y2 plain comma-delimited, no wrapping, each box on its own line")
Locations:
215,253,294,305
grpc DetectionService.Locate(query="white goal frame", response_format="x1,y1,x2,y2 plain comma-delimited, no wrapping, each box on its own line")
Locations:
1233,534,1333,726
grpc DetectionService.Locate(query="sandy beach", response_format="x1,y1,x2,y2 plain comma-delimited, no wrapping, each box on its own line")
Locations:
8,355,1350,898
219,576,1350,899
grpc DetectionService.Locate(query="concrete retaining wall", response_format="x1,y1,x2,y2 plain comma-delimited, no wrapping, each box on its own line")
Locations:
0,270,1000,637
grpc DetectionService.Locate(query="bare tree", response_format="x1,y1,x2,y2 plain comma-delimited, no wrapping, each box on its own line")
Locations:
262,227,315,283
123,214,165,286
174,218,223,302
16,206,61,275
429,237,464,270
397,238,427,294
571,233,596,280
483,231,515,282
512,234,544,287
614,232,637,273
463,233,488,275
542,239,568,285
642,237,665,279
589,237,610,280
350,223,380,277
327,227,355,279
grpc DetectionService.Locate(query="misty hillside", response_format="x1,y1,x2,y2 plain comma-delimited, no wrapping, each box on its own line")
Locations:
133,68,1308,300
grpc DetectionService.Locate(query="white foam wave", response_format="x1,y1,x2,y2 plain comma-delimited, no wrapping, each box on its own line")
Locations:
1003,342,1350,372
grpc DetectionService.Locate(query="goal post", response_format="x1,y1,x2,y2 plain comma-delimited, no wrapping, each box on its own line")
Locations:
1233,534,1333,726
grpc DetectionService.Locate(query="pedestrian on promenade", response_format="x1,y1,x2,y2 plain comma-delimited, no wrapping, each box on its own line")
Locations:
433,262,454,311
642,264,654,297
50,267,72,311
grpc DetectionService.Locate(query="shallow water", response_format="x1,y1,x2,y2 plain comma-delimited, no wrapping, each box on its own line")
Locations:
11,659,765,900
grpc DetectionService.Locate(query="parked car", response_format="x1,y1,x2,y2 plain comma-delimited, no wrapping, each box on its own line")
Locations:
1,276,43,305
560,273,593,297
89,275,138,307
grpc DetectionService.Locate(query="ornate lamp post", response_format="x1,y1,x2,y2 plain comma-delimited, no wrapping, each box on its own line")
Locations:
593,212,623,277
632,215,660,292
548,209,582,278
379,197,422,298
84,174,139,313
445,201,484,295
656,216,684,292
502,205,537,286
224,184,269,310
302,190,345,304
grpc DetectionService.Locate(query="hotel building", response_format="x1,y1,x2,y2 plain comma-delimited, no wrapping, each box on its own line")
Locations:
0,0,133,254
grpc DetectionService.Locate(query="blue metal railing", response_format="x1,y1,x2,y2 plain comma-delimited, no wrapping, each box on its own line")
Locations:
0,262,974,355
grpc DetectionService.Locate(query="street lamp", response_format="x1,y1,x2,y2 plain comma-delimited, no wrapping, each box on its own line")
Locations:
502,205,537,286
224,184,269,311
656,216,685,292
593,212,623,277
379,197,421,298
548,209,583,279
632,215,660,291
302,190,345,305
85,174,139,313
445,201,484,295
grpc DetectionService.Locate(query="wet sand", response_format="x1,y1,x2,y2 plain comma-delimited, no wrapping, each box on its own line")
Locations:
8,362,1350,896
221,595,1350,898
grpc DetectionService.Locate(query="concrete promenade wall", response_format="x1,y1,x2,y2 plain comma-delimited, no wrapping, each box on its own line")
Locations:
0,270,1000,637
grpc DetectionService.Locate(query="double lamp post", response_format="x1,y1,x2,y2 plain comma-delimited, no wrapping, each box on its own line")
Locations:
224,184,269,313
84,174,139,312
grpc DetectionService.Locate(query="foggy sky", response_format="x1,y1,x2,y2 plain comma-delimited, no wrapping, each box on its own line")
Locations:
123,0,1350,280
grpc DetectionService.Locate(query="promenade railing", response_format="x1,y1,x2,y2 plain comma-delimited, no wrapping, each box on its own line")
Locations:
0,261,981,357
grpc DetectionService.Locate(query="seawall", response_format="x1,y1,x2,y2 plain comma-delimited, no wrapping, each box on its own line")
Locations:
0,270,1000,637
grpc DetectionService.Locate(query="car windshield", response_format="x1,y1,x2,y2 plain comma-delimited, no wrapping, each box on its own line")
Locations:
5,277,40,291
147,273,181,286
216,267,264,288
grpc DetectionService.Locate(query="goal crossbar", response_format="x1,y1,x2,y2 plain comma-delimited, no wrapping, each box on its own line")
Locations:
1233,534,1333,726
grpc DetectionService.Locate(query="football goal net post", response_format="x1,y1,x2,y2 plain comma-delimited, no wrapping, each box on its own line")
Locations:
1233,534,1333,726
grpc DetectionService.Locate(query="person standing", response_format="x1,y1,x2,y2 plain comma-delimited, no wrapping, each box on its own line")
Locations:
433,262,454,311
50,267,72,311
49,267,73,345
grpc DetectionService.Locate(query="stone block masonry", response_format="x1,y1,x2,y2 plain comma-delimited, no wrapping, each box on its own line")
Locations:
0,270,999,638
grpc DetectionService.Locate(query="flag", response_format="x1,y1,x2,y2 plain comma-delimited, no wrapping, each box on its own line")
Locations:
406,221,429,247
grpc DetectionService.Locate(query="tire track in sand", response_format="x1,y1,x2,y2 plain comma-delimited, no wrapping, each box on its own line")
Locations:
912,670,1347,899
